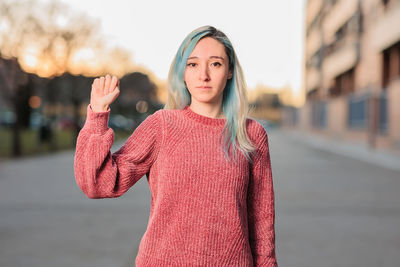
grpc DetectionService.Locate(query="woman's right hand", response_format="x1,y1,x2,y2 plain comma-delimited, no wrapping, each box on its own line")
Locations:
90,74,120,112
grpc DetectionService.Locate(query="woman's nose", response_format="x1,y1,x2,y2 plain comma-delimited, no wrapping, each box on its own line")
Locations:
199,65,210,81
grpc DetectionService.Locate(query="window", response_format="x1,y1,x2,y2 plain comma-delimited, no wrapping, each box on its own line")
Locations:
382,41,400,88
331,68,355,97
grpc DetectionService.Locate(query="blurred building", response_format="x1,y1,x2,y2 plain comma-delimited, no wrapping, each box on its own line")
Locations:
287,0,400,151
249,92,282,123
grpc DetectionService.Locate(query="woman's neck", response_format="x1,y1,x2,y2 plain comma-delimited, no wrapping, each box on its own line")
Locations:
189,102,225,119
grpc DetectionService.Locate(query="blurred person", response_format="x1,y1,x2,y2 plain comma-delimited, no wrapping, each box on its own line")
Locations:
74,25,277,266
38,117,55,151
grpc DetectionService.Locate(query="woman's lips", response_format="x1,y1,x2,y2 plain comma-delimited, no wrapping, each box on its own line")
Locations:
197,86,212,89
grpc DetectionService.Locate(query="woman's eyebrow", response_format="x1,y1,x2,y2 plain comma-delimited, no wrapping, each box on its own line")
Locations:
187,56,225,61
210,56,225,61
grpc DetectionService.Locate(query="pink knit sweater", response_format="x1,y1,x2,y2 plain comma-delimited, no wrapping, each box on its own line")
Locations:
74,104,277,266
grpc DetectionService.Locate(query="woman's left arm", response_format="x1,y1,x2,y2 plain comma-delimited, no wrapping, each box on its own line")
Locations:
247,126,277,267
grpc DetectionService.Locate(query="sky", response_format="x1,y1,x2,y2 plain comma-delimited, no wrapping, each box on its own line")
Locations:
40,0,306,92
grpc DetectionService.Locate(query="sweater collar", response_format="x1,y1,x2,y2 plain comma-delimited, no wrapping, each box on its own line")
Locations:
182,105,226,127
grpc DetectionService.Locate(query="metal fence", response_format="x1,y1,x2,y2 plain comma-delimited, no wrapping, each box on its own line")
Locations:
290,90,388,134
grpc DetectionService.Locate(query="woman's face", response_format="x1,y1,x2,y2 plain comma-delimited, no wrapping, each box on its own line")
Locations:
184,37,232,108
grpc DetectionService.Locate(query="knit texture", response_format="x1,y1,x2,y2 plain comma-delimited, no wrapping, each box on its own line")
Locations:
74,104,277,267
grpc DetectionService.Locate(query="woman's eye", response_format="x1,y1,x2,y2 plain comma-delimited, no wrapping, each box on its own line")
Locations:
212,62,222,67
187,63,196,67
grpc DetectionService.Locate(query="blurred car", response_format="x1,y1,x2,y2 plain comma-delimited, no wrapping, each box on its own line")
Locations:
0,111,16,127
109,114,136,131
57,118,78,131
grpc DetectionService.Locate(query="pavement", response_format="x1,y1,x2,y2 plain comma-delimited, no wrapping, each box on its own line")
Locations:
281,128,400,172
0,127,399,267
0,144,151,267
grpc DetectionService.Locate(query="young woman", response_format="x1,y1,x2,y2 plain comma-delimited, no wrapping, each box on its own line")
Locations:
74,25,277,266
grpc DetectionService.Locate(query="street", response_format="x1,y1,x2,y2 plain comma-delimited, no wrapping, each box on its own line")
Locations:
0,128,399,267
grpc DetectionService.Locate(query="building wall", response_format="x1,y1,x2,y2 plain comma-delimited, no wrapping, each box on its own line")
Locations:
326,96,347,137
289,0,400,152
388,79,400,144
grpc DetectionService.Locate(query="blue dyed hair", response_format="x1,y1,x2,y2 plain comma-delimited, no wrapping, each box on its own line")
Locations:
165,26,255,163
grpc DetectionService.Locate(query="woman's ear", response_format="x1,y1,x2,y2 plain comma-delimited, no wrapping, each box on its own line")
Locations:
228,70,233,79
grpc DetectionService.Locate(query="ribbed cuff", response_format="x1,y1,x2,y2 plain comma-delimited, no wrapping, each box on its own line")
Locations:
85,104,110,134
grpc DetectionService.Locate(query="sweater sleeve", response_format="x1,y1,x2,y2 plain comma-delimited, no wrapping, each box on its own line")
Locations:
247,126,277,266
74,104,162,199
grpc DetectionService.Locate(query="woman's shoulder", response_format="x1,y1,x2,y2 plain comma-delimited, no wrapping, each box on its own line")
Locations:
153,107,181,115
246,117,267,134
245,117,269,144
151,107,186,124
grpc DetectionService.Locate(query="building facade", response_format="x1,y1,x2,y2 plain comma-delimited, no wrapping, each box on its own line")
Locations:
289,0,400,151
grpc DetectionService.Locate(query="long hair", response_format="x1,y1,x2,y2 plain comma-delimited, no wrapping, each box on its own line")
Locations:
164,25,256,163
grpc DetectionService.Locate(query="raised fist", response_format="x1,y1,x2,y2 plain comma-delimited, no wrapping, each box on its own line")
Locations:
90,74,120,112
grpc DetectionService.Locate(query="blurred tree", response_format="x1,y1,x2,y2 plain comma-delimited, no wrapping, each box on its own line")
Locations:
0,57,47,156
249,92,283,122
44,74,92,145
252,93,282,109
0,0,101,156
118,72,161,118
0,0,103,76
0,0,165,156
0,57,29,156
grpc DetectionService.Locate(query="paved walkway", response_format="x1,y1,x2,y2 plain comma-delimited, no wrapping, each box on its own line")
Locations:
269,128,400,267
282,129,400,172
0,144,151,267
0,128,399,267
